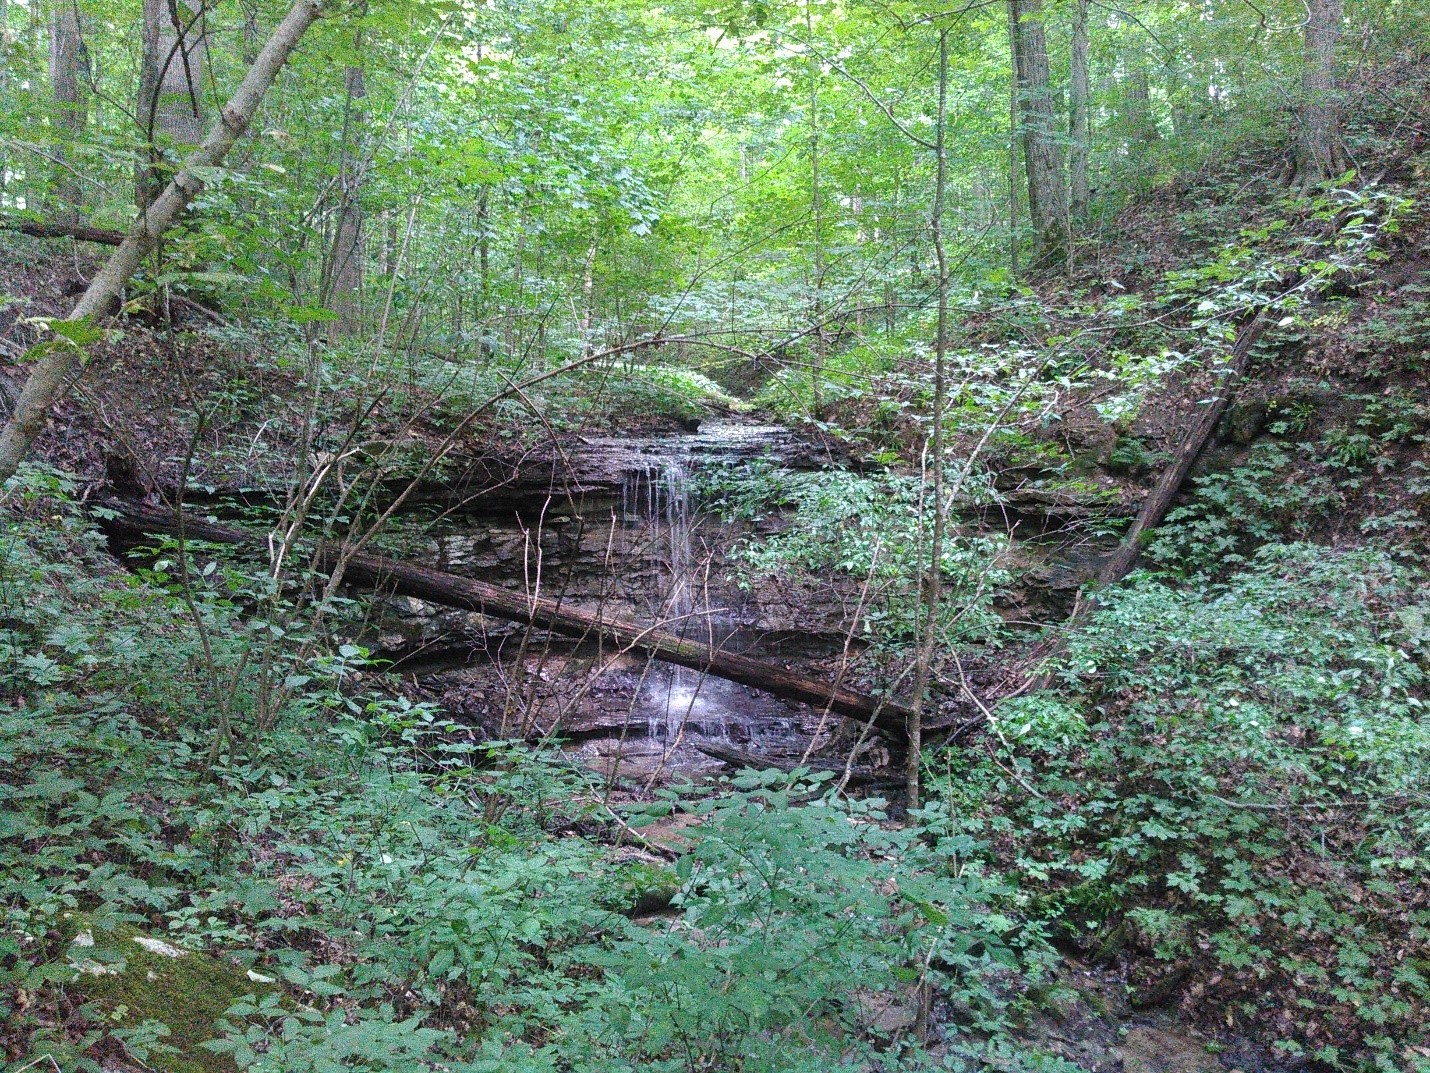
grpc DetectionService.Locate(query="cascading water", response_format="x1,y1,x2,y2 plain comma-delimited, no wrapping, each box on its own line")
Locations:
407,419,818,777
620,452,710,738
609,423,817,750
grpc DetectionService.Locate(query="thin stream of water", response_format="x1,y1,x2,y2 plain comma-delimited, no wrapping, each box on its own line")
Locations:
620,450,711,738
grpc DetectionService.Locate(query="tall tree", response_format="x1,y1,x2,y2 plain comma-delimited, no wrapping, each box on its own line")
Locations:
1068,0,1090,223
1008,0,1068,267
1123,64,1159,146
48,0,88,226
804,0,826,417
906,29,952,814
137,0,207,211
1295,0,1347,186
0,0,8,200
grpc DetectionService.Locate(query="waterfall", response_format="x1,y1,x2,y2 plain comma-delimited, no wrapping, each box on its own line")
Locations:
621,452,708,738
608,422,802,747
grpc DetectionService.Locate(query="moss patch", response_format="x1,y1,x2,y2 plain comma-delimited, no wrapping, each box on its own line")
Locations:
610,861,681,915
64,916,273,1073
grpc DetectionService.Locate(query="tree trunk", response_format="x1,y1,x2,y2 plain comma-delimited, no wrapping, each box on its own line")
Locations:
1006,9,1020,279
1015,312,1273,698
0,0,9,199
694,742,893,786
578,232,598,354
1095,311,1270,587
1009,0,1068,268
0,219,122,244
1068,0,1090,223
1123,64,1159,146
476,187,491,305
804,0,826,417
905,30,952,812
137,0,207,212
48,0,88,226
329,61,367,335
0,0,325,485
101,502,914,735
1295,0,1346,187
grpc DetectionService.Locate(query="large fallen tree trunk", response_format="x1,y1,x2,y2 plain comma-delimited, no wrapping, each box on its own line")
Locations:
1010,310,1273,700
693,742,896,786
102,501,911,736
1094,310,1270,588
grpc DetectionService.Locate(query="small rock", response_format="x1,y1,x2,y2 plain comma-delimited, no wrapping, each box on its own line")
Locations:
132,935,187,958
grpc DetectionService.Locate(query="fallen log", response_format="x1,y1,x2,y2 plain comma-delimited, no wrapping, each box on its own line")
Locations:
1012,310,1274,699
101,501,911,736
1,219,126,245
1095,309,1271,587
693,741,896,786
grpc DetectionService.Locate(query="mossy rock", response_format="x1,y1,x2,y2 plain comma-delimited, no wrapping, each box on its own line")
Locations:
63,915,274,1073
612,861,681,915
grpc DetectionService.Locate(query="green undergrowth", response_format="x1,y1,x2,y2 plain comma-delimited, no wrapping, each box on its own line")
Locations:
797,167,1417,499
366,343,750,436
694,459,1012,649
932,544,1430,1071
1149,389,1430,574
2,471,1065,1073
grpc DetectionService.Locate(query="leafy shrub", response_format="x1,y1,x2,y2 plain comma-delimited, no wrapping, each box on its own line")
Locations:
696,462,1010,647
933,545,1430,1069
2,482,1063,1072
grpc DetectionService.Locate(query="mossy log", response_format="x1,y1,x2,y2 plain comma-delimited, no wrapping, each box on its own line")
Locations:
0,218,126,244
101,501,911,736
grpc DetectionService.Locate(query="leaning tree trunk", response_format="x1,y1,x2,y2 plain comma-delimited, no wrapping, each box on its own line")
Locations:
1295,0,1346,187
1095,311,1270,587
1008,0,1068,267
137,0,207,212
1015,311,1272,698
48,0,88,226
1068,0,1090,223
0,0,325,485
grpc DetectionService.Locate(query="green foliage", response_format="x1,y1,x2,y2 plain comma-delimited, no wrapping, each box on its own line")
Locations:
1150,390,1429,574
1,486,1062,1071
1147,442,1341,572
696,461,1010,647
932,545,1430,1069
606,363,751,422
1346,283,1430,373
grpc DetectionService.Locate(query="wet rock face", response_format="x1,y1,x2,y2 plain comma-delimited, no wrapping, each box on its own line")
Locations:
371,421,863,660
371,421,866,766
368,415,1131,769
